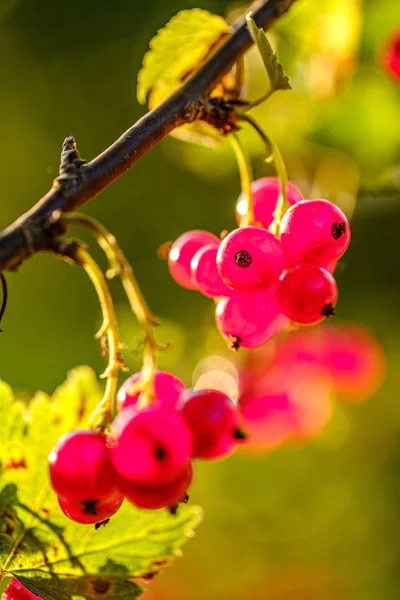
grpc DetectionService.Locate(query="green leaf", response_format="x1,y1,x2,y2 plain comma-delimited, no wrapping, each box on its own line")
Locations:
137,9,230,105
246,14,291,94
0,367,202,599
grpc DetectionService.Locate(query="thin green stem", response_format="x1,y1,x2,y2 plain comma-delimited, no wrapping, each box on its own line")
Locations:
64,214,163,408
72,247,125,429
239,113,289,235
229,133,255,227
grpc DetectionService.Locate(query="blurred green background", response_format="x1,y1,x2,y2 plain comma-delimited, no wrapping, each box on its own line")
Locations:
1,0,400,598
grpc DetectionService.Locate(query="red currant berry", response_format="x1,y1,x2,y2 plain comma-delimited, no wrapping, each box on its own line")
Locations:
118,370,186,412
178,389,246,459
215,288,285,349
118,463,193,510
383,29,400,81
49,430,119,504
276,266,338,325
58,491,124,525
2,579,42,600
279,199,351,268
191,244,232,298
168,230,219,290
217,227,284,292
239,392,290,453
109,406,193,487
236,177,303,228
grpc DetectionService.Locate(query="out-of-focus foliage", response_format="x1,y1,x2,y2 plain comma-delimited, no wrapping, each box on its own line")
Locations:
1,0,400,599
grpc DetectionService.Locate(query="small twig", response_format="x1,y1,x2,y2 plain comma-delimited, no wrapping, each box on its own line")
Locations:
0,0,297,273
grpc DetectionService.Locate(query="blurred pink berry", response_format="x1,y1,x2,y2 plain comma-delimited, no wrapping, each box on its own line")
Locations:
118,370,186,412
240,392,291,452
277,266,338,325
280,199,351,268
168,230,219,290
383,29,400,81
321,325,386,402
191,244,232,298
2,579,42,600
217,227,284,292
216,288,285,349
236,177,303,228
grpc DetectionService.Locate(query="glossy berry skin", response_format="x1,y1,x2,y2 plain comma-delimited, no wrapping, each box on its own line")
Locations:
383,30,400,81
168,230,219,290
109,406,193,487
236,177,303,228
58,491,124,525
49,430,119,504
119,463,193,510
216,288,285,349
217,227,284,292
277,266,338,325
2,579,42,600
191,244,232,298
118,370,186,412
280,199,351,268
178,389,245,459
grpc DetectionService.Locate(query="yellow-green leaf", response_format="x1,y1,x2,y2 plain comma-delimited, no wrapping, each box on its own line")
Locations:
137,9,230,105
246,14,291,93
0,367,202,600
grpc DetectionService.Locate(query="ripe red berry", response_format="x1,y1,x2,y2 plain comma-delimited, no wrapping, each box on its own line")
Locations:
217,227,284,292
168,230,219,290
2,579,42,600
118,463,193,510
383,29,400,81
191,244,232,298
109,406,193,487
236,177,303,228
215,288,286,349
178,389,246,459
239,392,290,453
58,491,124,525
276,266,338,325
118,370,186,412
279,199,351,268
49,430,119,504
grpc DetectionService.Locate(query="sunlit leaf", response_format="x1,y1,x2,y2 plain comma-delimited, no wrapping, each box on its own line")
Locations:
0,368,202,600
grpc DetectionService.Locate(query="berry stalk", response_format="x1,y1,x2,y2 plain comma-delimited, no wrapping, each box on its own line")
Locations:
229,133,255,227
239,113,289,236
74,247,126,427
65,214,163,409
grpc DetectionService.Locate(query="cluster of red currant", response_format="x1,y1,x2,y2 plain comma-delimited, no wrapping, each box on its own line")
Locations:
168,177,351,349
48,371,247,524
